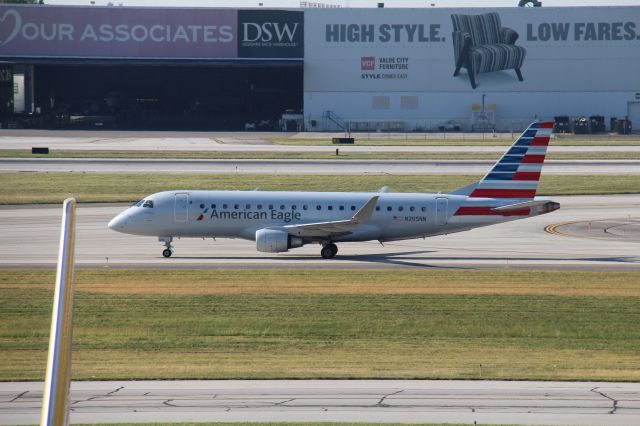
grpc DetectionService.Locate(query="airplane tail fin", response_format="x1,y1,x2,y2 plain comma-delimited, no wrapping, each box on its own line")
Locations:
464,121,553,200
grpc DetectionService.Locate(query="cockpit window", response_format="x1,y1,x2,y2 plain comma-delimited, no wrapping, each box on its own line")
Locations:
142,200,154,208
135,199,145,207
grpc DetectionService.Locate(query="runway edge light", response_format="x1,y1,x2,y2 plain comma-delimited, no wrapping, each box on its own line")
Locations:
41,198,77,426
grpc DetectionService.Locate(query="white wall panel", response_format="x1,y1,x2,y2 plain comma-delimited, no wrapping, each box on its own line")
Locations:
303,6,640,130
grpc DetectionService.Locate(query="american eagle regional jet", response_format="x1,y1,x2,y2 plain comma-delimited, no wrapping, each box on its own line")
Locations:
108,121,560,259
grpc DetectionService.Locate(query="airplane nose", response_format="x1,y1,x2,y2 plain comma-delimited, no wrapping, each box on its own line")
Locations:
108,213,129,232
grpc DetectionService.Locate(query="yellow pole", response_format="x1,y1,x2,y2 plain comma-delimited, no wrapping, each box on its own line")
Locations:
41,198,77,426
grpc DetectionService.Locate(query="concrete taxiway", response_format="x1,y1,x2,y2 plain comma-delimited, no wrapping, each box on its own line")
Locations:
1,195,638,270
2,380,639,425
3,158,640,174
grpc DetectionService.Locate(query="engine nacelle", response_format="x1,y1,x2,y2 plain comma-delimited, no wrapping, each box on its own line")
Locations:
256,229,304,253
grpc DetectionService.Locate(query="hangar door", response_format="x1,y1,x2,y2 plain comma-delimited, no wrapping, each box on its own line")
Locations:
174,193,189,223
628,102,640,133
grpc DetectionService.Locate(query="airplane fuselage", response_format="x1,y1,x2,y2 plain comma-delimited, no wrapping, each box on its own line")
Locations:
109,189,541,243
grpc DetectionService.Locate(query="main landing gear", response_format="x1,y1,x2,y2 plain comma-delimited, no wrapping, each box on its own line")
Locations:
321,242,338,259
159,236,173,258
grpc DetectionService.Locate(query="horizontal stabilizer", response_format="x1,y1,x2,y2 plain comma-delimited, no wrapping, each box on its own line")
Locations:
491,200,560,213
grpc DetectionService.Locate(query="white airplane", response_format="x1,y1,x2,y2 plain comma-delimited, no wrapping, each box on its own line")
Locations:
108,121,560,259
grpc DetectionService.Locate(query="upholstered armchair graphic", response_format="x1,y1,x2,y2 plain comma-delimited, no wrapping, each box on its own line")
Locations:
451,13,526,89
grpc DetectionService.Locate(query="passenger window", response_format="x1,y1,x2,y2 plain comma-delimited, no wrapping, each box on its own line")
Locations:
375,206,380,211
410,206,415,212
234,204,239,210
211,204,216,209
292,205,297,210
351,206,356,211
199,203,205,209
246,204,251,209
421,207,427,212
143,200,154,208
269,204,274,210
339,206,344,211
387,206,392,211
398,206,404,212
303,205,308,210
257,204,262,210
223,204,228,209
328,206,333,211
280,204,286,210
316,205,322,210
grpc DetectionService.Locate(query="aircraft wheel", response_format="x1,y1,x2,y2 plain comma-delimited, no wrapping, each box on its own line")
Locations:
162,249,173,258
321,243,338,259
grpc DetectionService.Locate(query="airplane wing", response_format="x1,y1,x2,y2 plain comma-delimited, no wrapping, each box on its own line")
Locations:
280,195,379,238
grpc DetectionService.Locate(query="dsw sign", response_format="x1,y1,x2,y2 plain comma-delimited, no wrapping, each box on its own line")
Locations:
242,22,299,43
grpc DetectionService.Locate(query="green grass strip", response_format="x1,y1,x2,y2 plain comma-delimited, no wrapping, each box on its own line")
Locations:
1,173,639,204
3,149,640,160
2,269,639,382
73,423,517,426
73,423,518,426
267,136,640,146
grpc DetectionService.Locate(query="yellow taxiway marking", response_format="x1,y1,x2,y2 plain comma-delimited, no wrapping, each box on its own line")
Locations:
545,218,640,242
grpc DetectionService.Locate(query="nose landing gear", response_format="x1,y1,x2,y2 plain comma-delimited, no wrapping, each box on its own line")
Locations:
321,242,338,259
159,236,173,258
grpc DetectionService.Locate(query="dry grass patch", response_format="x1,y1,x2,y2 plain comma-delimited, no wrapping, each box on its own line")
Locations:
3,269,638,297
2,269,639,382
3,148,640,160
4,341,640,382
1,173,640,204
267,135,640,146
76,423,513,426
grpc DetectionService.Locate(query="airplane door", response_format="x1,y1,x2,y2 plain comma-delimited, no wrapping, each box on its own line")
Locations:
174,193,189,222
436,197,448,226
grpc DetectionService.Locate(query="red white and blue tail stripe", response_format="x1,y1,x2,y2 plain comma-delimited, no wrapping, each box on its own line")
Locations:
470,121,553,199
454,121,553,218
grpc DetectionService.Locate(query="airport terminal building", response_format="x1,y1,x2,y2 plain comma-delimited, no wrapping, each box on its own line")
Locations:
0,4,639,132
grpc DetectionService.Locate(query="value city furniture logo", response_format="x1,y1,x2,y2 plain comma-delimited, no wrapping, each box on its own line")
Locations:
361,56,375,70
360,56,409,79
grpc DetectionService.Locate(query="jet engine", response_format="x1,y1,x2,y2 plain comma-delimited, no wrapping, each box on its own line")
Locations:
256,229,304,253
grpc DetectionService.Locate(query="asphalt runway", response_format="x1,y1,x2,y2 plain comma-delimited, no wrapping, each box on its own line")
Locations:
3,158,640,174
2,195,639,270
2,380,639,425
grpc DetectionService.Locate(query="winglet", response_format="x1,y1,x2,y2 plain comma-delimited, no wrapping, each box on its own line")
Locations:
378,186,390,193
352,196,379,223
